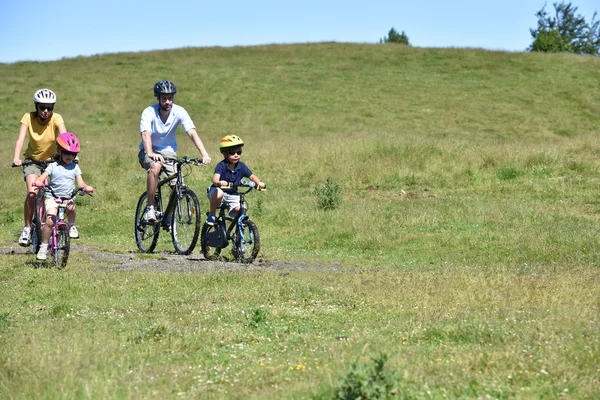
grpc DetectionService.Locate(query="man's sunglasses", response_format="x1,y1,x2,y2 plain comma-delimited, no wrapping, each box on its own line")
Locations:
225,148,243,155
37,104,54,111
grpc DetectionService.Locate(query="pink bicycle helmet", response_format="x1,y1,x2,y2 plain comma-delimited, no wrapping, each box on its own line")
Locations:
56,132,81,153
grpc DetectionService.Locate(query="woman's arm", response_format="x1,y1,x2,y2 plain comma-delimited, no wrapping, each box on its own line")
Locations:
13,124,28,165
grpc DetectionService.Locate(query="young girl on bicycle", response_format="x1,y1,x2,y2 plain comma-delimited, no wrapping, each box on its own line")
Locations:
34,133,94,260
13,89,68,246
206,135,265,226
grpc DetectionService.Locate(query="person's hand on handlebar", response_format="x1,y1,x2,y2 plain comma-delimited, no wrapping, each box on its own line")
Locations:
148,152,165,164
201,155,212,165
84,186,95,194
13,159,22,167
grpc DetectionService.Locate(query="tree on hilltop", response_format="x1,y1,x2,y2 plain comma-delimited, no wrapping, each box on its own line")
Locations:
380,27,410,45
529,1,600,55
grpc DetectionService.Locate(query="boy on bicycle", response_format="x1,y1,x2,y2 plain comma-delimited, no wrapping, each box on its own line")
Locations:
34,133,94,260
206,135,265,226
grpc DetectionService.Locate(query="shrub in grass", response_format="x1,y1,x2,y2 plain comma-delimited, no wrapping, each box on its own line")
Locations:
497,166,519,180
335,353,398,400
314,178,342,210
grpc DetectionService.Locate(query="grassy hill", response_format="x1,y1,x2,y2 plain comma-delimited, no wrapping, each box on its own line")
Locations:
2,43,600,266
1,43,599,398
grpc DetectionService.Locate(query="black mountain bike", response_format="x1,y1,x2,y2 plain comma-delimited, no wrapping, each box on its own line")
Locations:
200,178,266,263
12,159,50,254
134,156,205,254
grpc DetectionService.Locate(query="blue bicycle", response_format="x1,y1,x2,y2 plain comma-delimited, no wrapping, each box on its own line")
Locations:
200,178,266,263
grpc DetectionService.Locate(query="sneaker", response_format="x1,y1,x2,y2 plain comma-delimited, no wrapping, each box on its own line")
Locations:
206,215,217,226
144,207,157,222
69,225,79,239
18,227,31,247
36,244,48,260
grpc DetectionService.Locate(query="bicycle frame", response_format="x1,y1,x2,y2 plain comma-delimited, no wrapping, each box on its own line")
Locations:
135,156,204,254
37,186,88,268
150,157,204,229
201,180,265,262
155,162,189,230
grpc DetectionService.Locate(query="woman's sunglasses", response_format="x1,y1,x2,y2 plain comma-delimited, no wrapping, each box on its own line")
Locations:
37,104,54,111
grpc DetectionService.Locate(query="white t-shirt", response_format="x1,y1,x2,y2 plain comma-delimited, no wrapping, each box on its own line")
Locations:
139,104,196,152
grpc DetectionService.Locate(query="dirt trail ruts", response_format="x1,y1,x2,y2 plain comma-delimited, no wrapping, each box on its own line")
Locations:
1,243,344,273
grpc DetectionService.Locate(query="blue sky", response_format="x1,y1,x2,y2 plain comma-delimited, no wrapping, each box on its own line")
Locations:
1,0,598,63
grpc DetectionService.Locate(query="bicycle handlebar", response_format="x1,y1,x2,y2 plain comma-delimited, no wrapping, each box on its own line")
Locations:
162,156,207,166
223,179,267,192
12,159,50,168
32,183,93,201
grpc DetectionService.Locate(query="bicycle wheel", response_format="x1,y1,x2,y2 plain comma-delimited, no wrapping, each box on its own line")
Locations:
31,192,45,254
171,188,201,255
200,222,225,260
134,192,160,253
234,219,260,263
54,226,70,269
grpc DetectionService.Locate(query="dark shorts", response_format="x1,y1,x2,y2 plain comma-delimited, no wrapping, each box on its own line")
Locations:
22,159,52,180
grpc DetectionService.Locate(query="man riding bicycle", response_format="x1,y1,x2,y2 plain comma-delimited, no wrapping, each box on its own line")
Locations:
138,80,211,221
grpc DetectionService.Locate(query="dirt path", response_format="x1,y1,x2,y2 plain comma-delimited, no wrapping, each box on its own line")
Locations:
1,243,344,273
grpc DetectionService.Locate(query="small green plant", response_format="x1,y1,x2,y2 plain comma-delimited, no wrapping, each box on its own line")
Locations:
497,166,519,180
3,211,15,224
246,307,268,329
314,178,342,210
335,353,398,400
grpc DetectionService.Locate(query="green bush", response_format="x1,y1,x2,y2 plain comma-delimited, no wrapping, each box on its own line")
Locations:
335,354,398,400
314,178,342,210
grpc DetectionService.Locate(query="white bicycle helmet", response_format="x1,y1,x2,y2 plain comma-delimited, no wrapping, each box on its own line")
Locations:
33,88,57,104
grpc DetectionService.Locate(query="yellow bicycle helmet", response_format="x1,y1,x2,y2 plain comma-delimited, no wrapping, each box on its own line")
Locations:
219,135,244,149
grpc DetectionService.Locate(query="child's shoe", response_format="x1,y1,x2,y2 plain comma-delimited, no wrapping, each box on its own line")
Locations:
206,215,217,226
18,227,31,247
36,243,48,261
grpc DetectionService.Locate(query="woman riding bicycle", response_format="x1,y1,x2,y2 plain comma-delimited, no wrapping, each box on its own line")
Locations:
13,88,68,247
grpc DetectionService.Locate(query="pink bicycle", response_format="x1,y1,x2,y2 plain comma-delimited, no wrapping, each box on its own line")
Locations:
33,183,93,268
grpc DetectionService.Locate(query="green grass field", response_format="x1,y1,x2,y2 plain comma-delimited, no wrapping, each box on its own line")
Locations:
1,43,599,398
